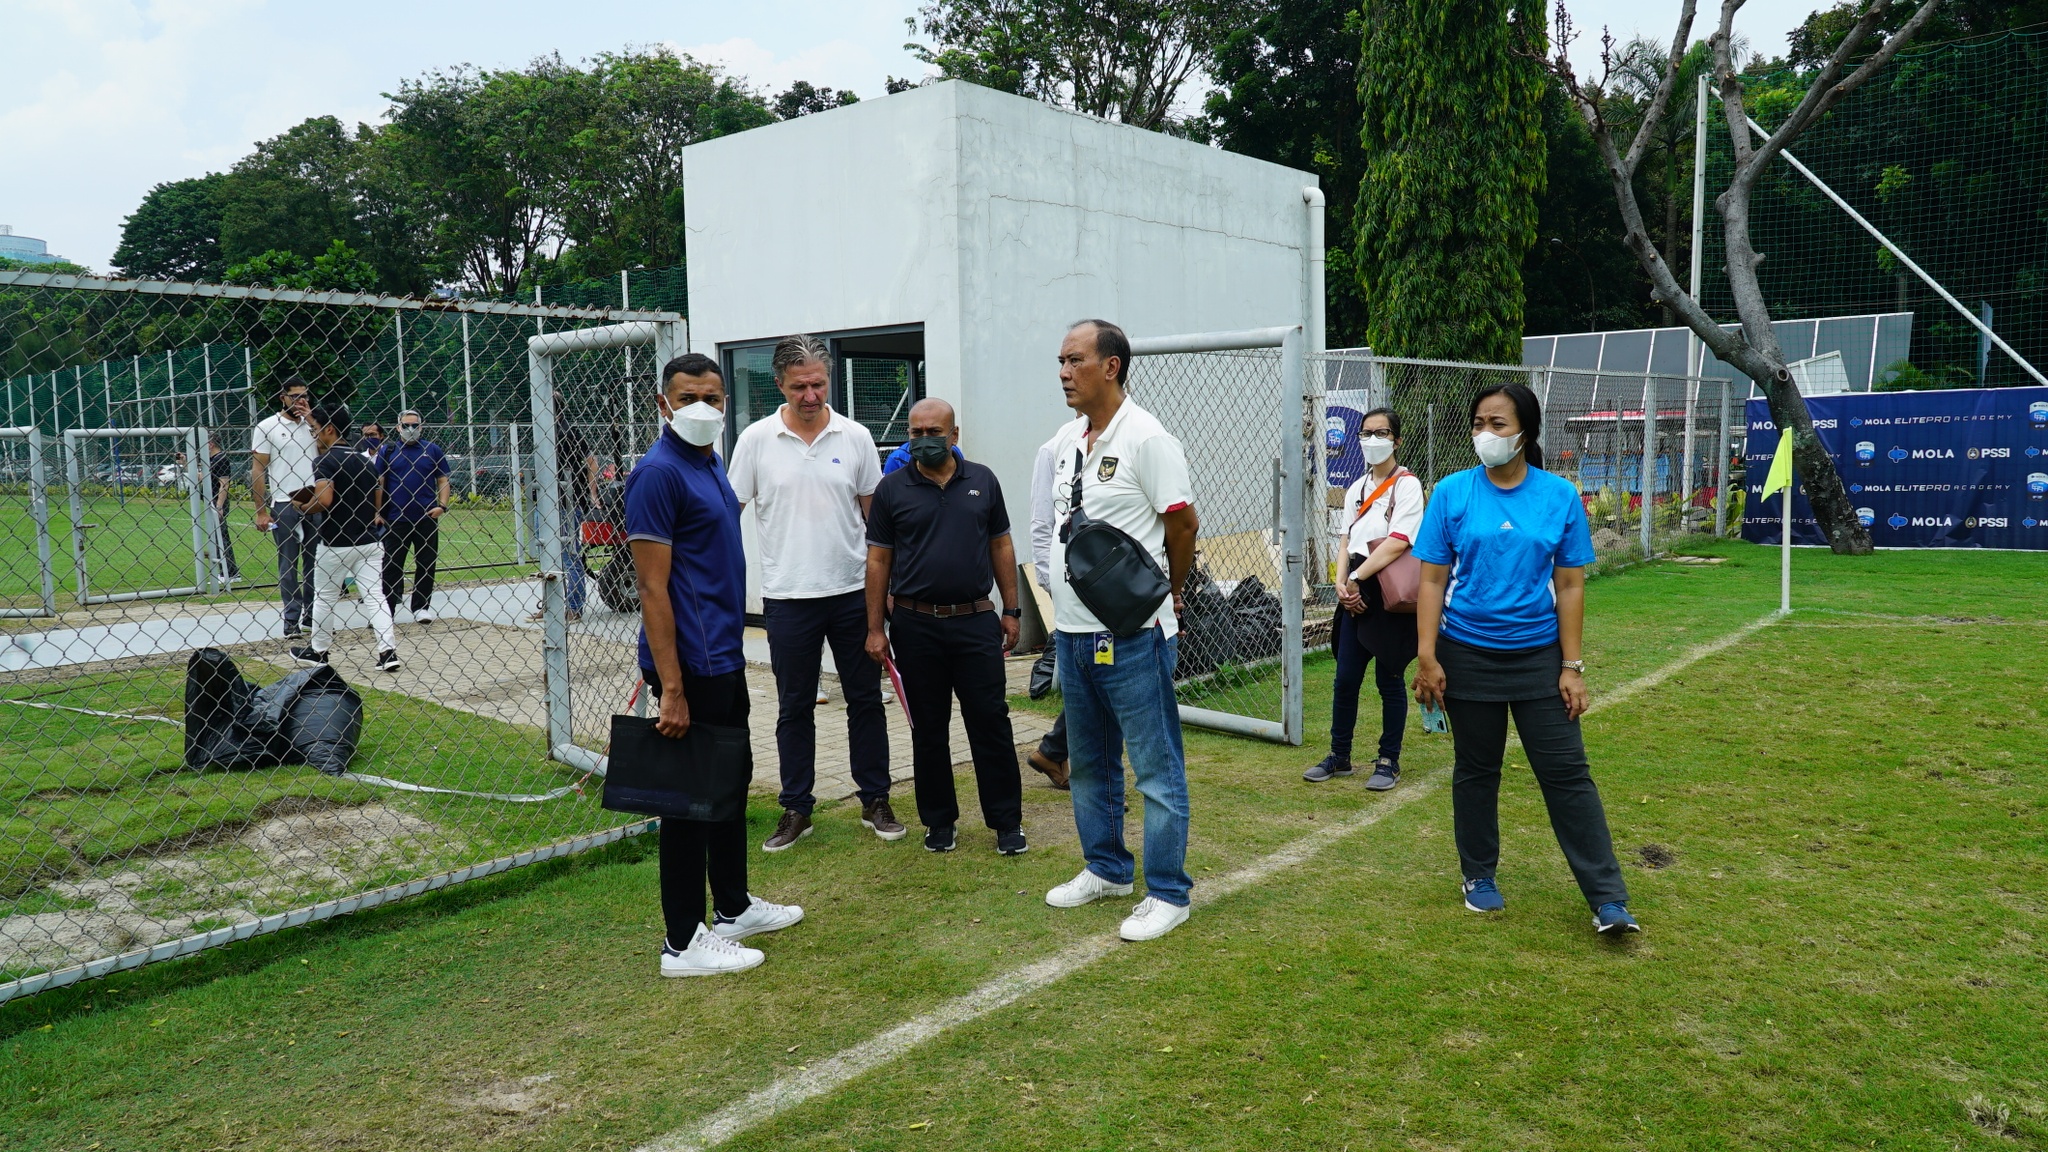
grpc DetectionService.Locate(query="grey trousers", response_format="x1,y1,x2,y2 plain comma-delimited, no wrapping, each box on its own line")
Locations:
270,500,318,630
1444,691,1629,910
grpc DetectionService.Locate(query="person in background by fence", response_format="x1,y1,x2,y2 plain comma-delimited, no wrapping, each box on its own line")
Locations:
1409,382,1639,935
292,403,400,673
377,410,450,625
1043,319,1200,943
1025,433,1071,790
355,422,386,459
1307,408,1422,790
864,398,1029,856
206,436,240,581
631,352,803,977
527,392,599,624
251,378,320,639
727,334,901,853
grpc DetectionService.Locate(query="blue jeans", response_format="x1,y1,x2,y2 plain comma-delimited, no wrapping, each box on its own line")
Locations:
1056,627,1191,907
531,503,586,612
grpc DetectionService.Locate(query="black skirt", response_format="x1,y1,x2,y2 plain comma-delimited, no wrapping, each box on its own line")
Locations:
1436,635,1563,703
1344,552,1419,665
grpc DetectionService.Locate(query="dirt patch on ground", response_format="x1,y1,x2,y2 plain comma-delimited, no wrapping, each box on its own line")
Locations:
0,802,460,977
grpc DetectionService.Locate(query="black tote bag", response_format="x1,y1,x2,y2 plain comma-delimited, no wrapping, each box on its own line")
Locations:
601,715,753,822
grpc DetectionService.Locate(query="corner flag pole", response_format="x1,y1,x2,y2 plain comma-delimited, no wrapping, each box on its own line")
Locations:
1761,428,1796,613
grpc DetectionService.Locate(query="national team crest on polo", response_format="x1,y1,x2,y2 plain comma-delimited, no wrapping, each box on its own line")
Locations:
1096,457,1120,481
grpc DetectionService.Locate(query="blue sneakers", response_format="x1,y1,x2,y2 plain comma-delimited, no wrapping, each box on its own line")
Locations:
1461,877,1504,913
1594,902,1642,933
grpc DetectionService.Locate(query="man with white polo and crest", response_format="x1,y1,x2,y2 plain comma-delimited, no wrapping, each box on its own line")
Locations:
1042,319,1200,942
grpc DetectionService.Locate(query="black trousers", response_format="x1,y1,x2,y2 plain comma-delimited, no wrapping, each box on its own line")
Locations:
1039,710,1067,762
649,673,751,944
763,590,891,814
890,607,1023,832
1329,607,1410,762
381,516,440,611
1443,691,1629,910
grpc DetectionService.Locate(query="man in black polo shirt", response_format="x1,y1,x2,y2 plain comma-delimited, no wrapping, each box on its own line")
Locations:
291,404,400,672
864,398,1027,855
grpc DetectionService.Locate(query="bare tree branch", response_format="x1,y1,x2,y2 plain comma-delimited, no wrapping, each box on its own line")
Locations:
1735,0,1941,187
1617,0,1698,178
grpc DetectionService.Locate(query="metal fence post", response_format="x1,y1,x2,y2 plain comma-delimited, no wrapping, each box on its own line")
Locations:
1714,379,1733,537
1679,376,1698,531
29,428,56,616
1640,378,1657,557
187,426,210,594
1612,391,1626,537
510,422,529,563
396,311,409,413
1279,326,1307,747
528,348,572,761
63,431,88,604
462,314,477,497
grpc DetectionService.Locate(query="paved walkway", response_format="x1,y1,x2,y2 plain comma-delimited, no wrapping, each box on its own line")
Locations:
5,575,1055,805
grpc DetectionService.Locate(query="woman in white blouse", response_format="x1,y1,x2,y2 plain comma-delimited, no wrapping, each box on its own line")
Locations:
1305,407,1425,790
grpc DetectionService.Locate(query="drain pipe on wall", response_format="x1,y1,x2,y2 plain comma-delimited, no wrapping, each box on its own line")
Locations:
1302,187,1326,354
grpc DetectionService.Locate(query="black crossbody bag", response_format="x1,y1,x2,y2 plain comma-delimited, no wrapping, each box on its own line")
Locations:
1061,447,1173,637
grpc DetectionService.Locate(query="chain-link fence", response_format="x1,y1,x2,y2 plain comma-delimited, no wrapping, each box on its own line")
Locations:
1313,353,1736,568
0,271,681,1002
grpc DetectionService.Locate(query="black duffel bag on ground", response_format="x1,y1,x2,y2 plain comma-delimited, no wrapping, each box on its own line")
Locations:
1062,448,1173,637
602,714,752,822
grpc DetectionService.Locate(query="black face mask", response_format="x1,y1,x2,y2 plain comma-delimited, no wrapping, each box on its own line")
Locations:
909,435,952,468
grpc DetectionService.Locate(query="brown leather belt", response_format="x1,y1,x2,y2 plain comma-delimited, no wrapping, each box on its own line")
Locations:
899,597,995,618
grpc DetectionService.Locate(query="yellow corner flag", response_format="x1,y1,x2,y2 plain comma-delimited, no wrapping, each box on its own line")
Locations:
1761,428,1795,499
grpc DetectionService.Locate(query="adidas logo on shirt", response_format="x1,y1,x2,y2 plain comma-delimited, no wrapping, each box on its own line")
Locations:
1499,519,1515,531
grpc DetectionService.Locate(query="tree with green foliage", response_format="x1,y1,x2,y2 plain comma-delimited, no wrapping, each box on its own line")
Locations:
774,80,860,119
1355,0,1549,362
911,0,1246,134
1205,0,1369,347
111,174,229,282
1534,0,1948,554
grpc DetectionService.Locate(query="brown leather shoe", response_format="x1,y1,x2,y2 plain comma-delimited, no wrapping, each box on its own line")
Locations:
861,798,908,841
1028,750,1071,790
762,809,813,853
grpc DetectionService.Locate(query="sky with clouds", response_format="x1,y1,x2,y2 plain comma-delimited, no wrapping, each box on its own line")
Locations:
3,0,1824,271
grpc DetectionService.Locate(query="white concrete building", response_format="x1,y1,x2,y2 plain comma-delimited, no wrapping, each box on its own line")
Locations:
681,80,1322,606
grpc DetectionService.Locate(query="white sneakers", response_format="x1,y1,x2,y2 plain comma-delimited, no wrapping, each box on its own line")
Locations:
660,893,803,976
661,923,763,977
1045,868,1134,908
712,894,805,941
413,608,435,625
1118,896,1190,942
1045,871,1191,942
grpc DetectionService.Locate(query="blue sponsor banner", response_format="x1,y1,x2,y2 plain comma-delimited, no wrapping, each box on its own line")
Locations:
1743,387,2048,548
1323,391,1373,488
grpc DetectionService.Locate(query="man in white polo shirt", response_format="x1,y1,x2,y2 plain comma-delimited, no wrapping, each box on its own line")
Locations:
727,334,902,852
1042,319,1200,942
250,377,322,638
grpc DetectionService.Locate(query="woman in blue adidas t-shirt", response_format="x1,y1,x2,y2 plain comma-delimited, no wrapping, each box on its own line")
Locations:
1409,382,1639,936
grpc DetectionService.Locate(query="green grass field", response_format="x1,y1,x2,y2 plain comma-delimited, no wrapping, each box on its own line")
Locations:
2,540,2045,1151
0,491,528,610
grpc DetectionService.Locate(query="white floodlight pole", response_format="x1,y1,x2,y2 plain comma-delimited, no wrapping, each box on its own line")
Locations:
1689,73,1708,379
620,269,634,451
245,347,257,425
396,312,408,413
102,361,111,428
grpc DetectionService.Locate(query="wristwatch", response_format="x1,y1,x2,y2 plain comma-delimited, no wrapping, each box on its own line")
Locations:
1562,659,1586,673
1002,608,1022,618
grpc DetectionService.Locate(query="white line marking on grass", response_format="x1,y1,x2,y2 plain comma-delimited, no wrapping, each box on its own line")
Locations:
637,612,1784,1152
637,783,1439,1152
1582,611,1783,717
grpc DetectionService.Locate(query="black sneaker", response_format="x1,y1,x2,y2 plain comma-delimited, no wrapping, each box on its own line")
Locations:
1364,757,1401,791
377,649,402,672
282,624,303,640
996,828,1028,856
290,646,328,666
1302,754,1353,782
924,824,957,853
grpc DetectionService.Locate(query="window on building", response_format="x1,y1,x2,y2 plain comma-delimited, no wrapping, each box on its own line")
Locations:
720,325,925,457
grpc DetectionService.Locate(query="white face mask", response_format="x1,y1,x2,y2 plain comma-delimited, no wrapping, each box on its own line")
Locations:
670,400,725,447
1473,430,1523,468
1359,437,1396,466
398,425,422,444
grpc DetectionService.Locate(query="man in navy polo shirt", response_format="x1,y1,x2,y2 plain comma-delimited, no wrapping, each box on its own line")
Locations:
376,409,451,624
864,398,1027,856
627,353,803,978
